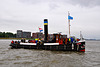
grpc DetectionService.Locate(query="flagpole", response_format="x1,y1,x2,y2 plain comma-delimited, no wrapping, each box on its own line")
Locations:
68,11,70,37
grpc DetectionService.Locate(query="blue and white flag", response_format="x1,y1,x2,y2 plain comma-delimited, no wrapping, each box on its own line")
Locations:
68,16,73,20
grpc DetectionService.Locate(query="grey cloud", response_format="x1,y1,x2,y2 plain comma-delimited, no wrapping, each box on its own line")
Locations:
19,0,43,4
19,0,100,7
68,0,100,7
58,0,100,7
49,3,59,10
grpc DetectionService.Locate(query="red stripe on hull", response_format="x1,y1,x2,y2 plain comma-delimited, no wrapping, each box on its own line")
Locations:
80,49,85,52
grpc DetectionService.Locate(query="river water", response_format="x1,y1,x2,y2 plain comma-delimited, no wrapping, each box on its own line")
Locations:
0,40,100,67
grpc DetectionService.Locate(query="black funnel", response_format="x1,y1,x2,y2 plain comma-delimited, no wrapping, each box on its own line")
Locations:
44,19,48,42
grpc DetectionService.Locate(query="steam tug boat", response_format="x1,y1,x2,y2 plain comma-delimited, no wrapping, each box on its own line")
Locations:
10,19,85,52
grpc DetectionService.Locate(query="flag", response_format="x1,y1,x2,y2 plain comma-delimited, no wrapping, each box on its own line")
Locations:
68,16,73,20
39,28,43,32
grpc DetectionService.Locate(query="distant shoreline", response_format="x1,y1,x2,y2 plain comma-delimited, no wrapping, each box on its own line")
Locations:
0,38,34,40
85,40,100,41
85,38,100,41
0,38,21,39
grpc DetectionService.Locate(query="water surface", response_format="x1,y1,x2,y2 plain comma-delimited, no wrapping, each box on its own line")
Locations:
0,40,100,67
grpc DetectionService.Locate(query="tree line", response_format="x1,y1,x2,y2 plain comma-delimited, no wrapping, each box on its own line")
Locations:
0,32,16,38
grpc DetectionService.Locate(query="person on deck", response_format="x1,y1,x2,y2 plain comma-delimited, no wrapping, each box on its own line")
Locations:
71,37,74,43
69,38,71,43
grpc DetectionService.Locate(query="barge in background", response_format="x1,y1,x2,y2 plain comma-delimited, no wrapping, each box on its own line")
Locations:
10,19,85,52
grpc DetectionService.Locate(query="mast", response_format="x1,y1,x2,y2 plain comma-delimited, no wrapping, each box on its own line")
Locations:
68,11,70,37
80,31,83,40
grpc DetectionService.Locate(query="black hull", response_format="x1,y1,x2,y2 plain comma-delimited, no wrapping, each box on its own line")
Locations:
10,42,85,52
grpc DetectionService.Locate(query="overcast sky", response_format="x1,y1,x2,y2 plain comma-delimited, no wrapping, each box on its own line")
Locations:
0,0,100,39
